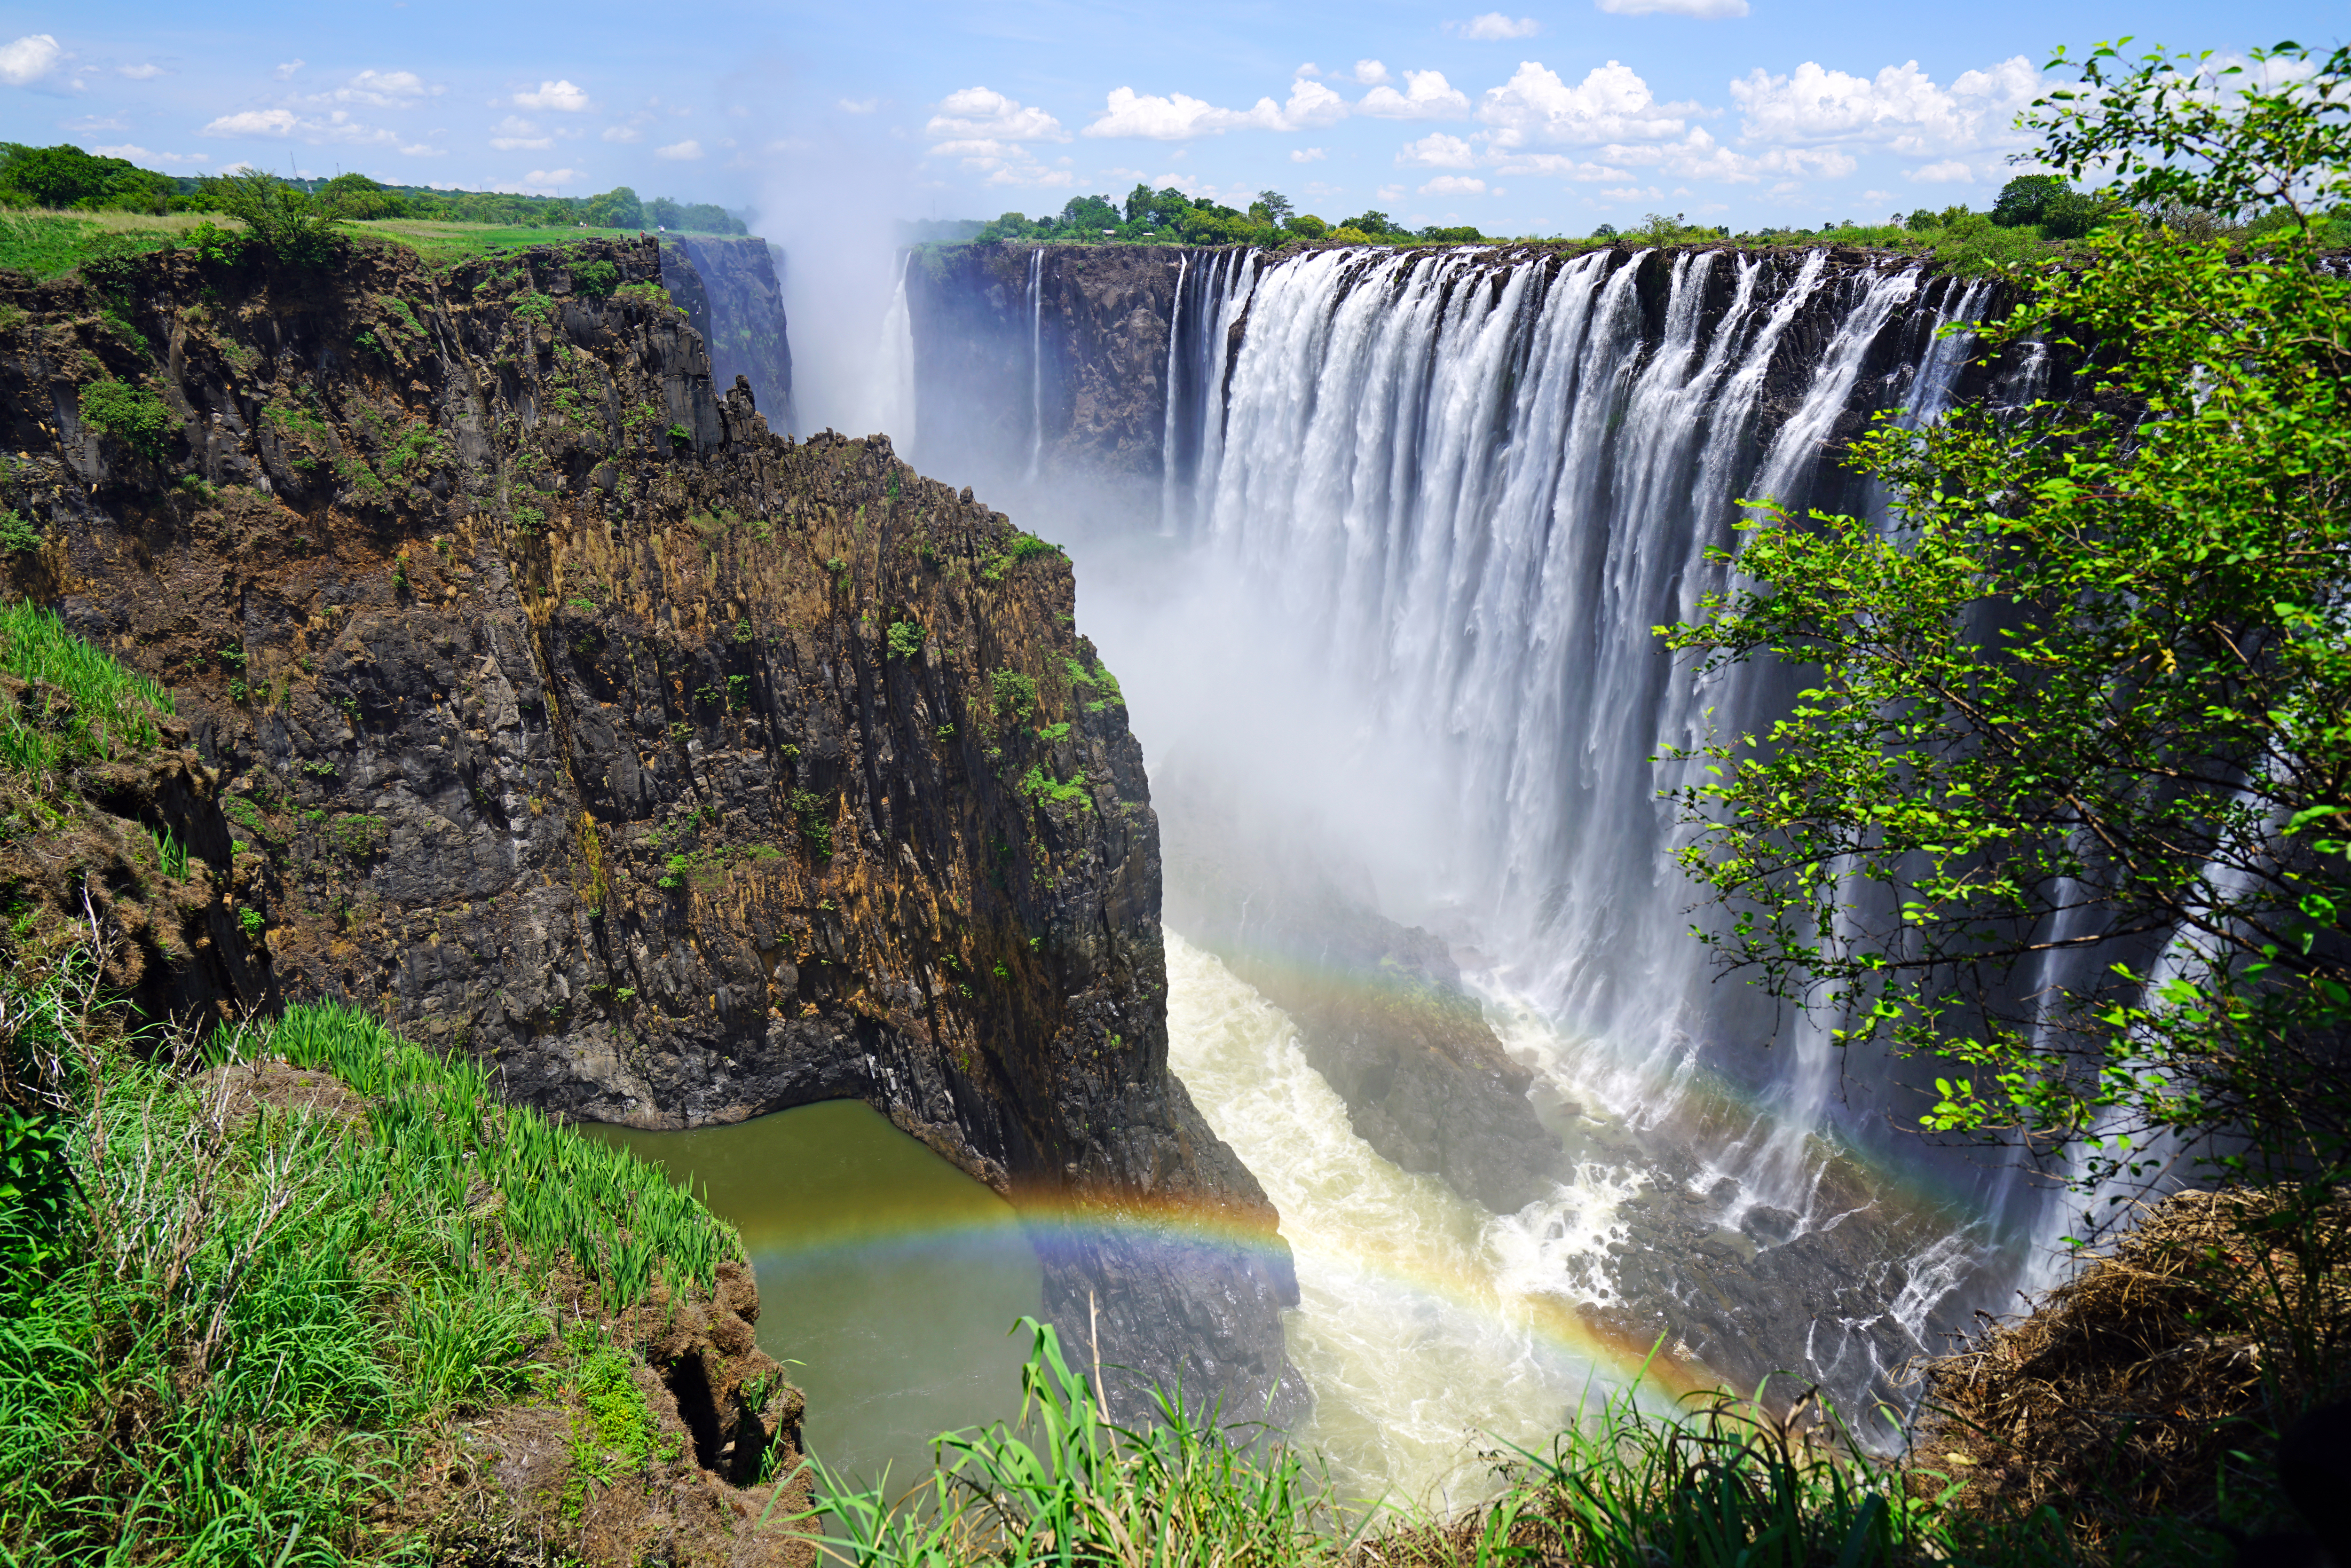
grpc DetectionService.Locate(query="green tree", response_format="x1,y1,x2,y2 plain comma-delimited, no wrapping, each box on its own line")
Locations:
0,143,175,212
1057,194,1120,234
317,172,407,219
1990,173,2070,226
1255,189,1294,227
584,185,644,228
196,170,342,265
1661,40,2351,1205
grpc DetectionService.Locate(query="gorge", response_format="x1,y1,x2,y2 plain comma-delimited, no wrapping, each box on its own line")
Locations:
4,224,2145,1509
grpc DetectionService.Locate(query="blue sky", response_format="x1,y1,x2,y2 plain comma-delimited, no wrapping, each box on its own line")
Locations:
3,0,2341,234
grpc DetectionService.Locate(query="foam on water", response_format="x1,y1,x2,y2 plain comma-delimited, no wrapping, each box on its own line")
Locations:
1164,931,1657,1506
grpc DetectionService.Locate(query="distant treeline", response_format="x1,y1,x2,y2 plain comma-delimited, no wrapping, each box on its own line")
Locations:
955,176,2343,254
0,142,748,234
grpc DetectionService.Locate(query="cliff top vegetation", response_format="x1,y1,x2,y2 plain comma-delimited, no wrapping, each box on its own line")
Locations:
952,170,2351,278
0,150,755,281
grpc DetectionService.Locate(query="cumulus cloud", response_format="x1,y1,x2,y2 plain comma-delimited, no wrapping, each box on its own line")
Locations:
202,108,300,136
200,106,403,146
1489,151,1629,180
1083,78,1341,138
117,63,165,79
1359,70,1471,119
274,59,304,79
1418,174,1488,195
601,124,640,142
0,34,62,86
1597,0,1749,16
1602,184,1667,200
654,138,702,160
1478,60,1693,146
334,69,437,107
1729,57,2040,153
1449,13,1540,38
1904,158,1976,182
489,115,551,150
1396,131,1478,168
524,167,583,185
926,86,1067,143
1301,61,1391,85
513,79,592,112
93,143,206,164
1290,146,1327,162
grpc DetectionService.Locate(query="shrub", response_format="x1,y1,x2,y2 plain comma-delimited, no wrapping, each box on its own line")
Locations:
886,619,924,659
194,171,342,267
0,509,40,556
77,378,172,460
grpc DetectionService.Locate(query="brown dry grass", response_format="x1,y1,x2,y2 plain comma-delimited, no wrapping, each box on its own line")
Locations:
1914,1184,2351,1552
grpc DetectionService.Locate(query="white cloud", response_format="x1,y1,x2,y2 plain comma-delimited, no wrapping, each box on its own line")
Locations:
1397,131,1477,168
513,79,593,112
117,63,165,80
601,124,640,142
274,59,304,80
1904,158,1975,183
1449,13,1540,38
1729,57,2041,153
524,167,583,185
1478,60,1693,146
0,34,61,86
335,69,437,107
1375,183,1406,201
1290,146,1327,163
1489,151,1628,181
927,86,1067,144
838,97,879,113
1359,70,1471,119
63,114,126,132
1597,0,1749,15
1601,184,1666,200
489,115,551,150
200,107,403,146
1349,60,1392,85
93,143,206,165
1418,174,1488,195
655,138,702,160
1083,79,1342,139
203,108,300,136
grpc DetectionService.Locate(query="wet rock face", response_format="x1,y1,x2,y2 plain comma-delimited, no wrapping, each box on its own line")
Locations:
1160,791,1562,1215
663,236,795,434
0,234,1296,1420
904,244,1187,488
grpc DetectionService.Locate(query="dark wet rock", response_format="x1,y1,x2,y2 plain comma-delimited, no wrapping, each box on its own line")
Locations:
1741,1205,1802,1245
0,233,1295,1426
662,236,795,433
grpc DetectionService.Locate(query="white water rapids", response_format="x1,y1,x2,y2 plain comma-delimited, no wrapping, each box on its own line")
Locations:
886,240,2084,1468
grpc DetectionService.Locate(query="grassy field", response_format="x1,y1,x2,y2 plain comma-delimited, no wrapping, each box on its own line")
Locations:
0,210,747,279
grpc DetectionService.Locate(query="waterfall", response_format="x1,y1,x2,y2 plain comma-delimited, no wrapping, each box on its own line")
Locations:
876,252,917,456
1026,248,1045,481
1168,244,2070,1337
1158,252,1189,535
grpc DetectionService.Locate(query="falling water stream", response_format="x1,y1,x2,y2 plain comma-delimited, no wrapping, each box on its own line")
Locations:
744,239,2106,1495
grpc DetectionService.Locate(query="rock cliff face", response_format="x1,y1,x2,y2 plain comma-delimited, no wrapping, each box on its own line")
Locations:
0,232,1297,1421
905,244,1186,489
663,236,795,434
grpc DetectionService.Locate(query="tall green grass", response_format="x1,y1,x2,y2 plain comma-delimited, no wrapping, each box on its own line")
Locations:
807,1325,2106,1568
0,600,173,774
813,1317,1347,1568
261,1002,743,1315
0,983,746,1566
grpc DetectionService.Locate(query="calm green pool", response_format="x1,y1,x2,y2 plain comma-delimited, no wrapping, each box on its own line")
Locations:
587,1098,1041,1489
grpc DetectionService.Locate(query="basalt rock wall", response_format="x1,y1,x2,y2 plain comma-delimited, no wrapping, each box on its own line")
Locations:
663,236,796,435
0,232,1297,1422
904,244,1188,490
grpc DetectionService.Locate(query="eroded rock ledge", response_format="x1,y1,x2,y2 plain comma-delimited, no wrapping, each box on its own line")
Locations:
0,233,1298,1421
